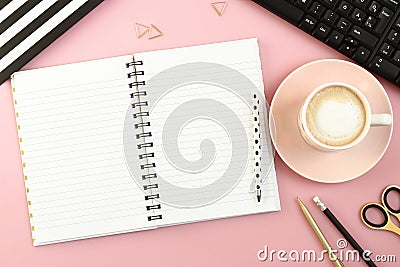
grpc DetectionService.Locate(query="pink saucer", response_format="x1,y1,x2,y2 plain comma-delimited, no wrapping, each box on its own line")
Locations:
269,59,393,183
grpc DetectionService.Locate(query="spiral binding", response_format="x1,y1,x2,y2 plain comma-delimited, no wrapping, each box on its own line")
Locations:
146,204,161,210
129,81,146,88
130,91,147,98
142,173,157,180
127,59,162,222
139,152,154,159
249,93,263,203
137,142,153,149
133,111,149,118
136,132,152,139
11,75,36,244
141,163,156,169
135,122,150,129
131,101,148,108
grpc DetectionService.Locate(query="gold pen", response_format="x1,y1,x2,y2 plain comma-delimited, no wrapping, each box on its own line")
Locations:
297,197,345,267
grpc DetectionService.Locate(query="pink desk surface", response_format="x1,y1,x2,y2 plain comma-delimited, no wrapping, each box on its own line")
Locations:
0,1,398,266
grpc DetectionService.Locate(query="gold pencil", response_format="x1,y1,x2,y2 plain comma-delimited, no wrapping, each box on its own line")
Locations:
297,197,345,267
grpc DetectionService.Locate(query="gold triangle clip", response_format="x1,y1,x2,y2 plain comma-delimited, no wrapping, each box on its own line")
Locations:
211,2,227,16
135,23,150,39
148,24,163,39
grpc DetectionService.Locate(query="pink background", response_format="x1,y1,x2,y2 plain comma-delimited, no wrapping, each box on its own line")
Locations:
0,0,398,266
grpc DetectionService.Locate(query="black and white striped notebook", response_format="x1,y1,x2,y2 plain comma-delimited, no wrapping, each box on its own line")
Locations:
0,0,104,85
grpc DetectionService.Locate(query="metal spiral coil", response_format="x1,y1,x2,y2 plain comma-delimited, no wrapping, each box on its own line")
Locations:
127,70,144,78
147,215,162,221
145,194,160,200
129,81,146,88
133,111,149,118
136,132,152,139
137,142,153,149
139,152,154,159
142,173,157,180
130,91,147,98
131,101,148,108
135,122,150,129
146,204,161,210
126,60,143,67
140,163,156,169
127,59,162,222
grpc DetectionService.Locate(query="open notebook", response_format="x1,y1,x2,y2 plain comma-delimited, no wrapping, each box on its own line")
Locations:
11,38,280,246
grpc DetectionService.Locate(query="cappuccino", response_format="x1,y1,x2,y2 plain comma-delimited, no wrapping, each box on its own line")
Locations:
305,86,367,146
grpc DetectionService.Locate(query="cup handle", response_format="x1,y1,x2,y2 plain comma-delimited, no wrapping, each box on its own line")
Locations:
371,114,392,126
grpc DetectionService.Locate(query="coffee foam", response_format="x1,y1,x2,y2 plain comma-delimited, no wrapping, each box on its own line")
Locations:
306,86,367,146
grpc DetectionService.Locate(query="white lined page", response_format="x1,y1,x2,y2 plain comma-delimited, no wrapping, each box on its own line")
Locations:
134,38,280,226
12,55,156,246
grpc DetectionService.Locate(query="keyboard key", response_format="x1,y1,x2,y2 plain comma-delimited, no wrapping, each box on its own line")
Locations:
392,50,400,65
364,16,377,30
380,6,394,19
350,25,378,49
382,0,399,11
322,0,339,9
369,56,400,80
373,7,394,35
387,29,400,46
394,17,400,30
255,0,305,25
339,43,356,56
351,8,367,24
295,0,312,10
355,0,371,9
323,10,339,26
313,23,331,40
326,30,344,48
353,46,371,63
368,1,381,15
336,17,352,33
338,1,353,16
379,43,395,57
309,2,326,18
344,36,359,46
300,15,317,33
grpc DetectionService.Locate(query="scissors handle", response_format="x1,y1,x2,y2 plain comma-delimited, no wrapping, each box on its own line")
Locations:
361,202,400,236
361,203,389,229
381,185,400,218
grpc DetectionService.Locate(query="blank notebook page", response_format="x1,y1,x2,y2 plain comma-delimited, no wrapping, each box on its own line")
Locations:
134,38,280,226
12,55,156,246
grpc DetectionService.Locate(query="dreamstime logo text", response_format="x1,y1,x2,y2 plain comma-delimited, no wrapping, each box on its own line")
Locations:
257,239,397,263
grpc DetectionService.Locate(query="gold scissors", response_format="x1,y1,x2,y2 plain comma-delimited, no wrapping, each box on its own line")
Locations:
361,185,400,236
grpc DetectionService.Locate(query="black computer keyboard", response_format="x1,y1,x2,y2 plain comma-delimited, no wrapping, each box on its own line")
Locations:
252,0,400,87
